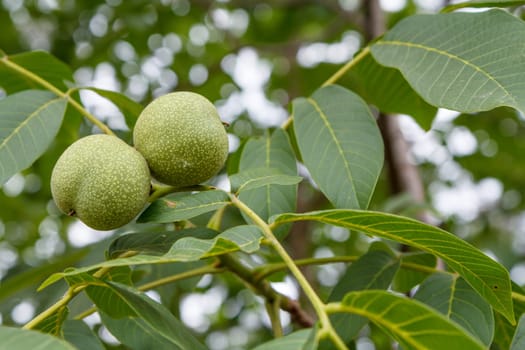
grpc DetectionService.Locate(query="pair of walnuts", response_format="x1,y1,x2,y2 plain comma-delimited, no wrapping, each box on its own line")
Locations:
50,92,229,230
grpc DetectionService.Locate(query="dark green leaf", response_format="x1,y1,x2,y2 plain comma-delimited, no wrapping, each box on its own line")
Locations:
371,10,525,113
271,209,514,323
108,228,217,258
0,90,67,185
292,85,383,209
90,281,206,350
414,274,494,346
138,190,230,223
230,167,302,193
341,52,437,130
0,50,73,93
83,87,142,129
0,326,77,350
393,252,437,293
62,320,105,350
331,290,486,349
511,314,525,350
322,249,400,349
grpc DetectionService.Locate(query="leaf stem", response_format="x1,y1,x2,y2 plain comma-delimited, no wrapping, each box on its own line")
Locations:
0,55,115,136
281,46,371,130
23,285,83,330
265,297,284,338
321,47,370,87
254,255,441,281
229,194,348,349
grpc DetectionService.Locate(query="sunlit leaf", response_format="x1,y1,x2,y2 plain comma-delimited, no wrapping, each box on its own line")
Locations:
230,167,302,194
271,209,514,323
40,226,263,289
138,190,230,223
0,50,73,93
414,274,494,346
371,10,525,113
0,326,76,350
108,228,217,258
0,90,67,185
292,84,383,209
442,0,525,12
330,290,486,349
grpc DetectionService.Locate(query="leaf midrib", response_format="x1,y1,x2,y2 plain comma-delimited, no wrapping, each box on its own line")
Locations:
374,40,517,107
276,212,511,319
306,97,359,206
0,96,61,167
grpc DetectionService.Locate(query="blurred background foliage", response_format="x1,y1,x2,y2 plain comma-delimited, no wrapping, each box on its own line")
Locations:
1,0,525,349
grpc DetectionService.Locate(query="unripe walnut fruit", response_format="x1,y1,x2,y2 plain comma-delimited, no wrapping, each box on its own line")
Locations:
51,134,151,231
133,92,228,187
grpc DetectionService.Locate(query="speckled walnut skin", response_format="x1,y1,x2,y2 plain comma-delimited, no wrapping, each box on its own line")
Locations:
133,91,228,188
51,134,151,231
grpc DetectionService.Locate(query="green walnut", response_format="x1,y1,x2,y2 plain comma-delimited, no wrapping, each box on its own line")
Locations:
133,91,228,187
51,134,151,231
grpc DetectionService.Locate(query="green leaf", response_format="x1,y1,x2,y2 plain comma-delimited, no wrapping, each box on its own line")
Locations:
443,0,525,12
271,209,514,323
252,329,317,350
108,228,217,258
322,249,400,349
0,90,67,185
341,52,437,130
0,50,73,93
230,168,302,194
0,326,77,350
511,314,525,350
331,290,486,350
62,320,105,350
393,252,437,293
238,129,297,238
414,274,494,346
292,84,383,209
371,10,525,113
83,87,142,129
40,226,263,288
166,225,263,260
91,281,206,350
138,190,230,223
